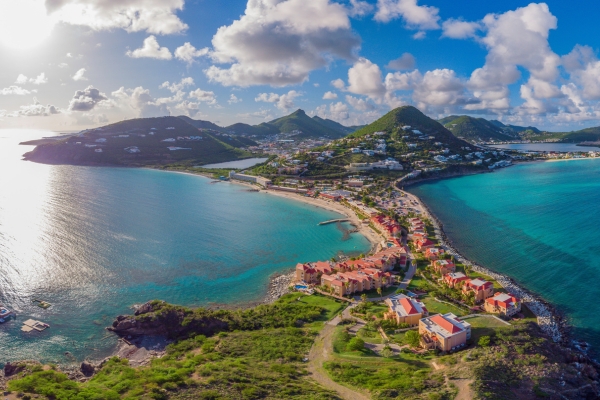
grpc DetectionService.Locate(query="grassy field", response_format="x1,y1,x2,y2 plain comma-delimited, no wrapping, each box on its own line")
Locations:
7,293,345,400
421,296,467,317
297,294,346,326
407,275,431,291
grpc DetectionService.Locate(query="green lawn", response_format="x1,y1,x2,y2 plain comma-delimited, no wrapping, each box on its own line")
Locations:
296,294,345,326
357,327,384,344
407,275,431,291
365,286,398,299
421,296,467,317
464,316,510,328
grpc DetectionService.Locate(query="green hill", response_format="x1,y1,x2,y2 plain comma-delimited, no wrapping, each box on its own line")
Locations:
557,127,600,143
177,115,225,132
439,115,514,142
266,109,349,139
349,106,469,150
311,115,362,136
490,120,542,134
224,122,280,137
23,116,251,167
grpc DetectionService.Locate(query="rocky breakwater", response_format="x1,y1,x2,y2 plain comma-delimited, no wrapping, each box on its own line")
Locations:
108,300,229,339
264,271,294,303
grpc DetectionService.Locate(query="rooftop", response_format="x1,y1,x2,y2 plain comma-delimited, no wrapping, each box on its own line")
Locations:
386,294,426,317
421,313,470,338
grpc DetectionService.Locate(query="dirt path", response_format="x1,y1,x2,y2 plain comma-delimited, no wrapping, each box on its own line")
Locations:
452,378,474,400
307,323,371,400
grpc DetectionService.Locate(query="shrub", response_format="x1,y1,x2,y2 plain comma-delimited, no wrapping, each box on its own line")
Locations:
478,336,491,347
346,337,365,352
404,330,421,348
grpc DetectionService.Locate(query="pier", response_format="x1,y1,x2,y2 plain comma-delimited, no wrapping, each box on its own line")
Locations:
318,219,349,226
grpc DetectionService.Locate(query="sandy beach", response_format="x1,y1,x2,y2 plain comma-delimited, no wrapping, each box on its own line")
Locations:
258,188,384,252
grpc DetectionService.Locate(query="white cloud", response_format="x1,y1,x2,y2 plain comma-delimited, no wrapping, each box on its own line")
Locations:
174,42,210,63
467,3,560,113
159,77,195,93
412,31,426,40
348,0,373,17
72,68,88,81
68,86,109,111
205,0,359,87
1,86,33,95
374,0,440,29
347,58,385,98
15,73,48,85
58,63,69,68
386,53,416,70
45,0,187,35
126,36,172,60
189,88,217,105
111,86,170,118
323,91,338,100
413,68,467,109
331,79,346,90
228,94,242,104
346,95,376,111
313,102,349,121
12,98,61,117
255,90,302,111
442,19,482,39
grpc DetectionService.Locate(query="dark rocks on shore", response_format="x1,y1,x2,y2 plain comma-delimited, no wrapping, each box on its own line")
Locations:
80,361,95,377
3,362,25,377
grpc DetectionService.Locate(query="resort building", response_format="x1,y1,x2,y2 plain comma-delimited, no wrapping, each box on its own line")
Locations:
229,171,272,187
371,215,402,238
425,248,445,261
462,279,494,302
419,313,471,352
319,192,342,201
485,292,521,317
416,238,436,251
432,259,456,275
313,261,333,276
295,263,317,284
443,272,469,288
384,294,428,326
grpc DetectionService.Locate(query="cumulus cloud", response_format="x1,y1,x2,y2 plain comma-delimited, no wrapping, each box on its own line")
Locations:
189,88,217,105
126,36,172,60
205,0,360,87
68,86,109,111
111,86,170,118
466,3,560,113
331,79,346,90
58,63,69,68
442,19,482,39
228,94,242,104
313,102,349,121
323,91,338,100
15,73,48,85
45,0,187,35
346,95,376,111
72,68,88,81
12,98,61,116
159,77,195,93
413,69,468,109
386,53,416,70
374,0,440,29
1,86,33,95
174,42,210,63
347,58,385,98
255,90,302,111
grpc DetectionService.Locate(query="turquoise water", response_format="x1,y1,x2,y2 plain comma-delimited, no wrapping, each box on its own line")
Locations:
0,130,370,365
410,159,600,349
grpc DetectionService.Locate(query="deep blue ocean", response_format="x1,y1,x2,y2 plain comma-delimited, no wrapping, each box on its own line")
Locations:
0,130,371,365
410,159,600,350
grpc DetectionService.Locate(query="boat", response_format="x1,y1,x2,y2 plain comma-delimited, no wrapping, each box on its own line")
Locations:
0,306,14,322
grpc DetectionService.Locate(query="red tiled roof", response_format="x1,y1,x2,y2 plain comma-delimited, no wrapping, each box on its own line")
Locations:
430,315,461,334
400,298,418,315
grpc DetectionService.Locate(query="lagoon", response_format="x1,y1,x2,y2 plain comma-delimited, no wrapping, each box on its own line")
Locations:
201,157,269,169
410,159,600,350
0,130,370,365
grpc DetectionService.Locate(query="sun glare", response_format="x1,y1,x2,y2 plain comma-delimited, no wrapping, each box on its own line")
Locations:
0,0,56,49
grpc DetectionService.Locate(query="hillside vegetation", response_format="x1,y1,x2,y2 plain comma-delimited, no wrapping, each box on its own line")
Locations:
438,115,514,142
23,116,252,167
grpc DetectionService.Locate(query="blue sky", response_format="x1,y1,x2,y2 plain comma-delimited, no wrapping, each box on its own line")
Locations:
1,0,600,131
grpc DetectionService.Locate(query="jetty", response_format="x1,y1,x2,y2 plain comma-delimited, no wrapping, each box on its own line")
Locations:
21,319,49,333
318,219,349,226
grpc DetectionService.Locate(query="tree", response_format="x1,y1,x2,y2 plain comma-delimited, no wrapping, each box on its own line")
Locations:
346,337,365,352
377,287,383,300
380,346,394,358
404,330,421,348
478,335,491,347
361,294,367,303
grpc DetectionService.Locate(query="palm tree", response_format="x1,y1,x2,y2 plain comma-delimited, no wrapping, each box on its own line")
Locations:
377,287,383,301
343,281,350,297
361,294,367,303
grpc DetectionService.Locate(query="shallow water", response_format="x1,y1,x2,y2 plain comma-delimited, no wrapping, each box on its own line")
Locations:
0,130,370,365
410,159,600,349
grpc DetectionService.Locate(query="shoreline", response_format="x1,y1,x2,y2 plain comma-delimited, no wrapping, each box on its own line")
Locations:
400,187,572,347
